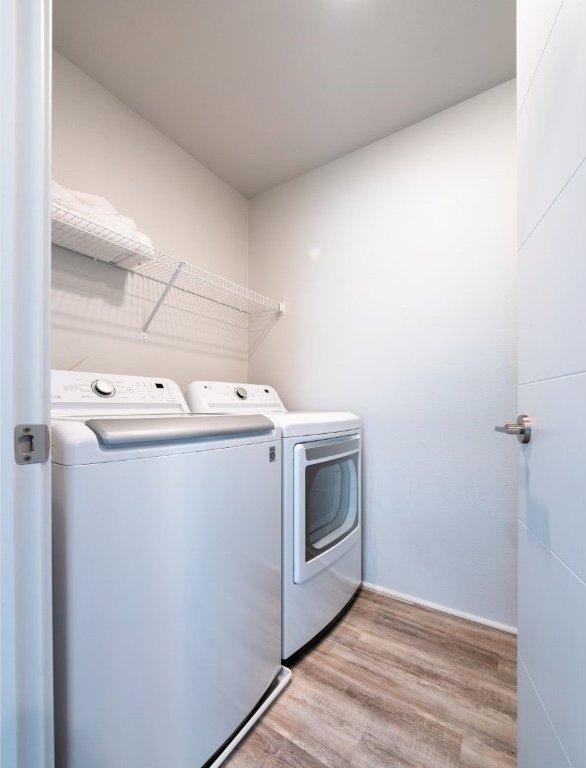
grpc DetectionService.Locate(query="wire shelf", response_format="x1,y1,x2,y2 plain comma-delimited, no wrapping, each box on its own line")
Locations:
51,203,286,335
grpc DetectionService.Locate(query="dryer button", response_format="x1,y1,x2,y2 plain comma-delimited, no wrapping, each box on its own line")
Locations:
235,386,248,400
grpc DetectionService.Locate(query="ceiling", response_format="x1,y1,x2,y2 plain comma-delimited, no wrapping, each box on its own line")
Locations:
53,0,515,197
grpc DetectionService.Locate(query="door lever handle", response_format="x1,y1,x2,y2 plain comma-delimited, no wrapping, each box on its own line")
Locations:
495,415,531,444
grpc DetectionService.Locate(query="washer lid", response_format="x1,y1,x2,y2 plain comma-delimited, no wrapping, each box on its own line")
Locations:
270,411,360,437
51,413,279,465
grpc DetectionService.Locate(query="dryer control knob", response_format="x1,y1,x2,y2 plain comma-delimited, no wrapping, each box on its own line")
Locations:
92,379,116,398
235,386,248,400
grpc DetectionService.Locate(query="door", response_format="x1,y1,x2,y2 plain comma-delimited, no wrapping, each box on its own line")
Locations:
514,1,586,766
0,2,54,767
293,434,361,584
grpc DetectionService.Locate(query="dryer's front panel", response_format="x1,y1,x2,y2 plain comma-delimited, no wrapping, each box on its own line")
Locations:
293,434,361,584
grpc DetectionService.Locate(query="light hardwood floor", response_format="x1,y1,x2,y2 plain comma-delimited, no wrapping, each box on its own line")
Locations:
226,588,517,768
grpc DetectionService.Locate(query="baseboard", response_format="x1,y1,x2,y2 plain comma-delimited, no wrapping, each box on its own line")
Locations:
362,581,517,635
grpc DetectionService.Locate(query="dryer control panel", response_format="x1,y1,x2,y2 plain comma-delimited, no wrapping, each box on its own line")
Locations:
51,370,188,416
185,381,287,414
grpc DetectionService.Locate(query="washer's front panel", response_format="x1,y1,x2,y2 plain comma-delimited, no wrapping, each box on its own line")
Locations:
52,440,281,768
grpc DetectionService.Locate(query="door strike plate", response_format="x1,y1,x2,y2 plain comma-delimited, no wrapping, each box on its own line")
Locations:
14,424,50,465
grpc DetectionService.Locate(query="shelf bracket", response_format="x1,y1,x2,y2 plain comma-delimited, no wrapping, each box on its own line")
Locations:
141,266,181,338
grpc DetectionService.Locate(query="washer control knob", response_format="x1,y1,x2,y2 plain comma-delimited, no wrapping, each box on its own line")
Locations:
91,379,116,398
234,386,248,400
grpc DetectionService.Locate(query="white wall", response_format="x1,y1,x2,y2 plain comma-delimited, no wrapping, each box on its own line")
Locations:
516,1,586,766
249,81,518,628
52,52,249,388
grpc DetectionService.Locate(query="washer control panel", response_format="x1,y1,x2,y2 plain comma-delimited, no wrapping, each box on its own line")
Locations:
51,370,188,414
185,381,286,414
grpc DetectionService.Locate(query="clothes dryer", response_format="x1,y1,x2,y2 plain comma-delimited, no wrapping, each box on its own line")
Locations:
185,381,362,660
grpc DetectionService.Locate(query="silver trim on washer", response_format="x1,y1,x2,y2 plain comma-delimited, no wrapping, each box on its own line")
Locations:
85,414,274,446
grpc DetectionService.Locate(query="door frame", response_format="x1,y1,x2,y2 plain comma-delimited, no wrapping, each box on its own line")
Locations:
1,1,54,766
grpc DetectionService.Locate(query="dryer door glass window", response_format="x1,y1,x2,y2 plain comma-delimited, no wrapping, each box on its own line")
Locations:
305,453,359,562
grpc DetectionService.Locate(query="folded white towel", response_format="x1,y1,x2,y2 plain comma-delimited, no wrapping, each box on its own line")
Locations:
51,181,152,247
51,180,153,268
69,189,119,215
52,181,80,211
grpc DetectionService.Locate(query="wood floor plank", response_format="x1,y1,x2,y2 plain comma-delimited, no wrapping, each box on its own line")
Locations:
346,598,499,654
289,660,463,766
226,589,516,768
225,724,331,768
351,725,462,768
496,657,517,687
344,598,503,675
327,626,515,717
309,636,515,754
264,668,365,767
359,590,516,662
459,736,517,768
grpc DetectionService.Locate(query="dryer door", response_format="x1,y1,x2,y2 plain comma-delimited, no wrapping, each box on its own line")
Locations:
293,434,361,584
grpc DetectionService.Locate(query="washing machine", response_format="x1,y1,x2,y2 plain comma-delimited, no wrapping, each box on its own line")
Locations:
51,370,290,768
185,381,362,660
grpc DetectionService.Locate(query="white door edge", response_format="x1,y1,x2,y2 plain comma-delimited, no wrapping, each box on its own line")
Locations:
0,2,54,766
